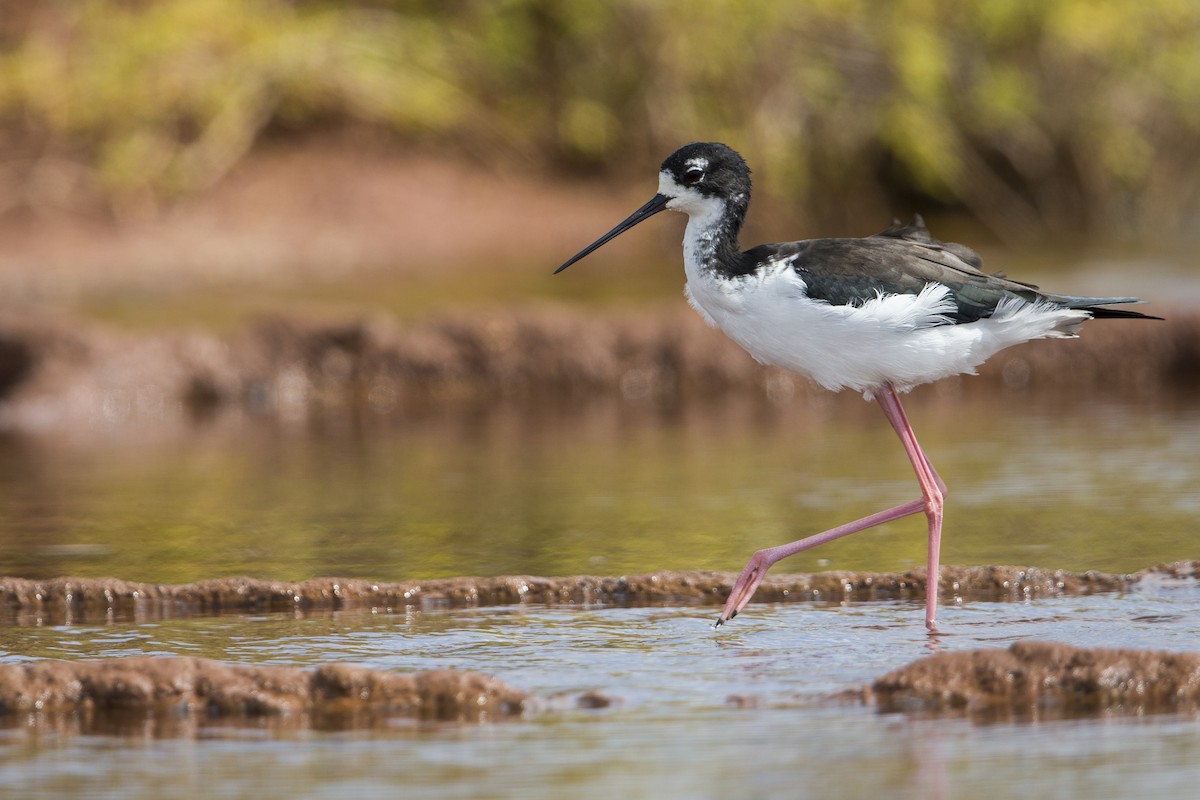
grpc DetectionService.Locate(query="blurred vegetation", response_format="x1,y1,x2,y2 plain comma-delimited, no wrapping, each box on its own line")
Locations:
2,0,1200,239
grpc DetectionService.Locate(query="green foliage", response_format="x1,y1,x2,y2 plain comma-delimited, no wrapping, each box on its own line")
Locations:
2,0,1199,238
0,0,467,214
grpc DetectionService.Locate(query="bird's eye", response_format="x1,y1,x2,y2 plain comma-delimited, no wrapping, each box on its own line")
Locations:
683,167,704,185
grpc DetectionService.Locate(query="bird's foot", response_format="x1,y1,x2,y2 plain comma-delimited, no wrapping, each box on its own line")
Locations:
715,553,772,628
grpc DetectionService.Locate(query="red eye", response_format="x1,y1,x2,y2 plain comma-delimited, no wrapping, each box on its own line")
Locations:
684,168,704,185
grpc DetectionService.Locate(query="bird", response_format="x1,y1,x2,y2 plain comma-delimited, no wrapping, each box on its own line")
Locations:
554,141,1158,632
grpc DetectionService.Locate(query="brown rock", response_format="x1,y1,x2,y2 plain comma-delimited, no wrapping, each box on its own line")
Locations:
0,657,528,726
2,562,1193,623
575,690,615,710
870,641,1200,718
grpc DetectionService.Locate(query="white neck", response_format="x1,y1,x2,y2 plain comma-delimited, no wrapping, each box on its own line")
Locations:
681,200,729,280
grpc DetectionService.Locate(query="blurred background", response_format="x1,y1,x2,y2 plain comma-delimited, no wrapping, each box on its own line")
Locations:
0,0,1196,584
3,0,1200,322
5,0,1200,237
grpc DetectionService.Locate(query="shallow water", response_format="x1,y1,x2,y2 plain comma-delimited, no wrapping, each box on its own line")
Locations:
1,390,1199,796
1,392,1197,584
3,581,1200,798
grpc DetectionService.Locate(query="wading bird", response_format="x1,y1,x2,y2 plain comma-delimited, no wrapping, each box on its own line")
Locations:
555,142,1157,631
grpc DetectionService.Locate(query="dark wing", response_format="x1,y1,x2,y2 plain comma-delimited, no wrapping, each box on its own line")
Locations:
744,215,1159,323
873,215,988,272
743,216,1041,323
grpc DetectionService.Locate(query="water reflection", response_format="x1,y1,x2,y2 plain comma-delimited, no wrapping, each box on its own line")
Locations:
0,391,1196,584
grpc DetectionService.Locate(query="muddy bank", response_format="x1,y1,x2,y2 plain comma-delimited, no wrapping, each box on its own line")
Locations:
0,144,640,305
2,562,1194,624
0,656,527,733
0,308,1195,431
869,641,1200,719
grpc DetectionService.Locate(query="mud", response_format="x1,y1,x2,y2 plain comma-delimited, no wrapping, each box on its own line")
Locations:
869,640,1200,719
2,562,1193,624
0,308,1195,431
0,656,527,731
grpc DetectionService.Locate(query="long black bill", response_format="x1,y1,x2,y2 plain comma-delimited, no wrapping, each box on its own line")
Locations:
554,193,670,274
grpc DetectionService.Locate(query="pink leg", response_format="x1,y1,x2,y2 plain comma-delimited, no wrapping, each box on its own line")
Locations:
876,385,945,630
716,383,946,631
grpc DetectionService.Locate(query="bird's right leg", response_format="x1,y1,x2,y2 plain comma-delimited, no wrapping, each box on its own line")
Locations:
874,385,945,631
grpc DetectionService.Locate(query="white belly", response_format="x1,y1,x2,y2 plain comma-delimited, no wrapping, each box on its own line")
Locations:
683,261,1087,398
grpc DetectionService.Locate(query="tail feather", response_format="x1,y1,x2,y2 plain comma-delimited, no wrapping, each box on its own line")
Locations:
1047,294,1162,321
1084,307,1163,320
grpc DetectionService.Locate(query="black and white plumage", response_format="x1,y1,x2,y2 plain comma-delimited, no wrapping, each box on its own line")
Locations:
556,141,1158,632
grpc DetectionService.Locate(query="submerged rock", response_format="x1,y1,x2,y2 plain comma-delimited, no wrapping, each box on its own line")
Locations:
870,641,1200,719
0,656,527,727
2,562,1193,623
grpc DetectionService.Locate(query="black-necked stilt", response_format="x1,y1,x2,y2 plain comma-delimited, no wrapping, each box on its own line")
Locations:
555,142,1159,632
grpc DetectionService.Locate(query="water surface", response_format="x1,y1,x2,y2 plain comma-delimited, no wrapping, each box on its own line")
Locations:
0,393,1196,583
1,391,1198,798
3,582,1200,798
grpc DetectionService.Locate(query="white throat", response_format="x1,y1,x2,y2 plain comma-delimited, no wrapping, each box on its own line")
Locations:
657,170,729,278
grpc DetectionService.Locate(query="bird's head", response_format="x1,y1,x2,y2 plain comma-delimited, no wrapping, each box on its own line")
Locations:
555,142,751,274
657,142,751,217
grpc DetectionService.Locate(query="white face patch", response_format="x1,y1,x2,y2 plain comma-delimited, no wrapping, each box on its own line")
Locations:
684,156,709,171
657,170,720,218
657,170,685,199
